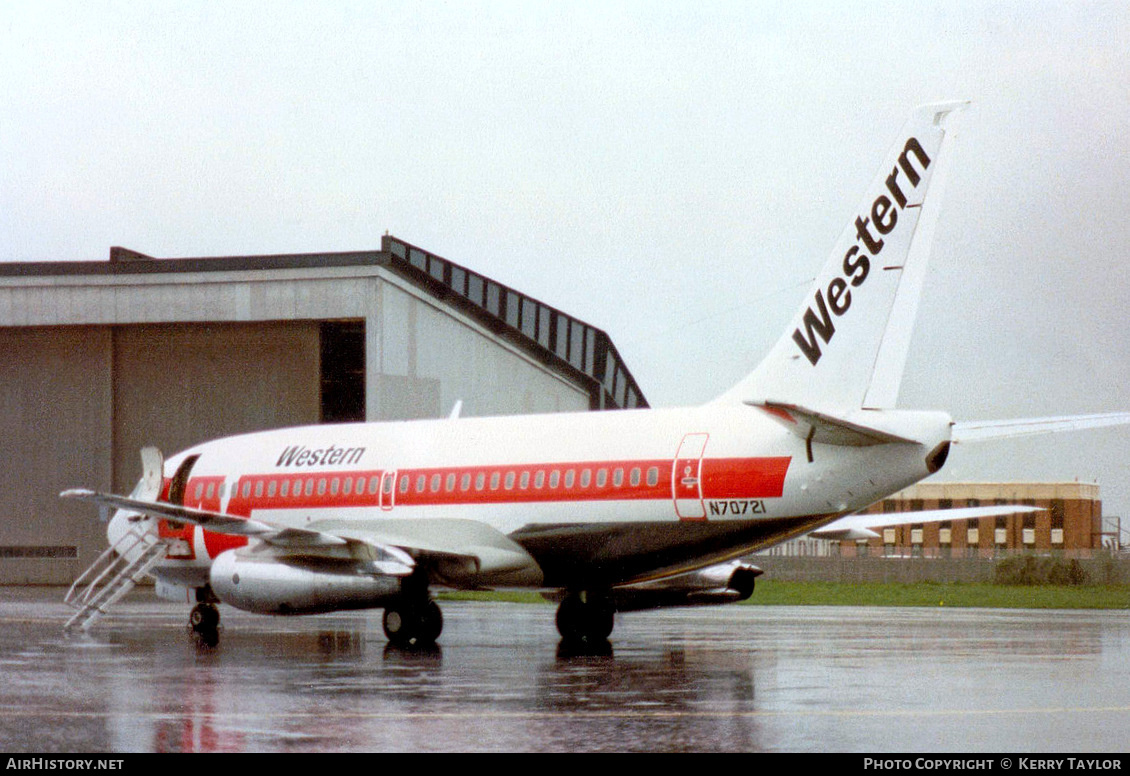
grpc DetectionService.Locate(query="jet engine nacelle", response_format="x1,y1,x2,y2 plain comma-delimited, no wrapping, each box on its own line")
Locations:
608,560,762,613
210,551,402,615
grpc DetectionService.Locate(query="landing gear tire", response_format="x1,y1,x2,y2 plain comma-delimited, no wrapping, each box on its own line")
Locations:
383,599,443,648
556,591,614,644
189,602,220,632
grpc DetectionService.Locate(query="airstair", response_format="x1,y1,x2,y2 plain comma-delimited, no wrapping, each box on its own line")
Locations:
64,523,167,632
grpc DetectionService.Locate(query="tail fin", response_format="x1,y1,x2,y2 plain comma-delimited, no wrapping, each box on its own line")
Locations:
715,102,967,411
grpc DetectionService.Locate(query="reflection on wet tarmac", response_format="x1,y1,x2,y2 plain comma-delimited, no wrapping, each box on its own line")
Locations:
1,588,1127,752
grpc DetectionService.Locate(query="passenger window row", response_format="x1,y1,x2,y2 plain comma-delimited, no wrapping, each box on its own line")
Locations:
189,465,663,503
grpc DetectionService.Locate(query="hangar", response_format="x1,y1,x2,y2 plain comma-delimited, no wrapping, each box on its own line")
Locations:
0,235,646,584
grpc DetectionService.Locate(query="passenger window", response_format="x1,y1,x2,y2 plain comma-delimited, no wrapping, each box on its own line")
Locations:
550,470,560,488
504,472,515,490
461,473,471,491
596,469,607,487
268,480,277,498
400,476,410,494
241,481,251,498
255,481,264,498
475,472,485,491
430,474,441,492
194,483,203,500
534,471,545,489
490,472,500,490
416,474,426,493
331,478,340,496
368,476,379,495
317,478,327,496
281,480,290,497
446,473,456,492
342,477,351,496
580,469,592,488
630,468,641,487
614,468,624,487
384,476,395,495
206,482,215,499
564,470,575,488
647,467,659,487
519,472,530,489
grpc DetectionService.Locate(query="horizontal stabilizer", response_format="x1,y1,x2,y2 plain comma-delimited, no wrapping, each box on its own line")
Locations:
747,401,917,446
811,504,1042,541
952,412,1130,443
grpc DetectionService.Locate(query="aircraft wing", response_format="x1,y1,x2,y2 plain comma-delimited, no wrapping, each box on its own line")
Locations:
810,504,1042,541
60,488,540,586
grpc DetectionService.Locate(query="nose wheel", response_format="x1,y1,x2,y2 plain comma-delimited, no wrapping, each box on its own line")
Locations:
189,602,220,634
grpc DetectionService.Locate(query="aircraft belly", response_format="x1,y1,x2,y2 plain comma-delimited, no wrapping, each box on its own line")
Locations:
512,513,835,589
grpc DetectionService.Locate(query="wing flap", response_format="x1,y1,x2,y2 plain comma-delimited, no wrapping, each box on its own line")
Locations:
314,518,543,587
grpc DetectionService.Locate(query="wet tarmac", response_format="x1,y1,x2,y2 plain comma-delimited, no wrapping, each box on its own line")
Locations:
1,587,1128,753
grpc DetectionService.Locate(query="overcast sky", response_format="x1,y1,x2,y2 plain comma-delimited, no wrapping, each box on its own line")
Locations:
3,1,1130,526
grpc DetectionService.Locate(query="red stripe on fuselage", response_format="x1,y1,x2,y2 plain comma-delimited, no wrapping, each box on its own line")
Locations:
176,456,791,557
189,456,790,511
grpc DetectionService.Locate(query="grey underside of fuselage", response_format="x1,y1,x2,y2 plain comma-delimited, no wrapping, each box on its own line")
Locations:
511,514,836,589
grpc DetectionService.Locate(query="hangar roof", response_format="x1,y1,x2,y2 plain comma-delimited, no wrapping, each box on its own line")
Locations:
0,235,647,411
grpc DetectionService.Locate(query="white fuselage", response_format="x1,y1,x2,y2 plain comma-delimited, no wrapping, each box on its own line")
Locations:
116,403,952,591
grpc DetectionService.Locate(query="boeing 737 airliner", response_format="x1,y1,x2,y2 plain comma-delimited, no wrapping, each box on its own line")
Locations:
63,103,1130,647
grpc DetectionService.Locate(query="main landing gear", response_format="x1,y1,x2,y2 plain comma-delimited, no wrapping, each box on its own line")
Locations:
382,573,443,649
555,590,614,645
383,598,443,649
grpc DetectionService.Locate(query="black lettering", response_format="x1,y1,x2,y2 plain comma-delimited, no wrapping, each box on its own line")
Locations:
827,277,850,316
898,137,930,186
885,166,908,207
871,194,897,234
792,290,835,366
792,134,932,366
843,245,870,287
276,444,367,467
855,215,884,254
709,502,721,516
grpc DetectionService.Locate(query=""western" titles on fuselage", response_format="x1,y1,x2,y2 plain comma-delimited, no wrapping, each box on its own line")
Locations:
276,445,367,468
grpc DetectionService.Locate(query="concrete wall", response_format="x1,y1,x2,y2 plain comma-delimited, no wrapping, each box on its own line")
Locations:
370,280,588,421
0,327,113,583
